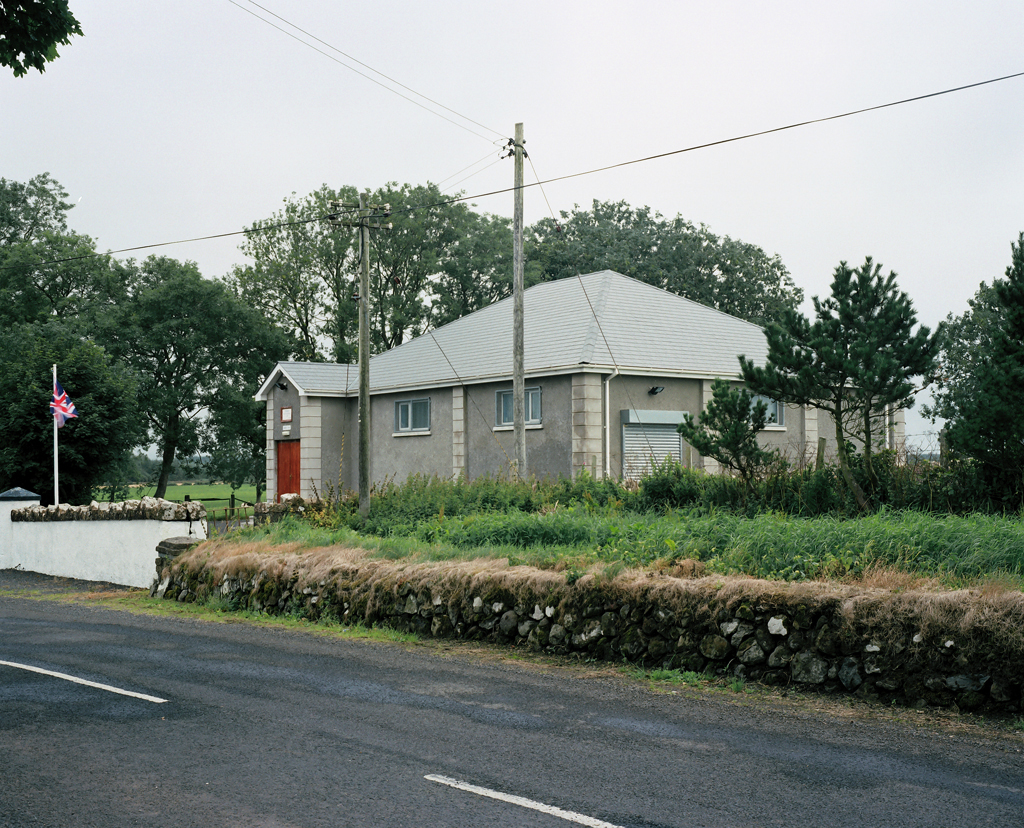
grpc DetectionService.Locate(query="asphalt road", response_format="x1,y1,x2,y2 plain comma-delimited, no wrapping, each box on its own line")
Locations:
2,572,1023,828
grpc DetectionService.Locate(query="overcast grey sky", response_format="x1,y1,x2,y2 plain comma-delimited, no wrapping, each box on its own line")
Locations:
4,1,1023,447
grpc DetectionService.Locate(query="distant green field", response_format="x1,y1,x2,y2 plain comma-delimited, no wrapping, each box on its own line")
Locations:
104,483,260,504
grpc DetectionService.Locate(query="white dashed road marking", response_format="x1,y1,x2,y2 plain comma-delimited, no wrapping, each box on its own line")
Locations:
0,659,168,704
425,774,623,828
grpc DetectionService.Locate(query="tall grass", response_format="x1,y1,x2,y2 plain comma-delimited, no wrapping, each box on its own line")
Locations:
636,453,1024,516
702,510,1024,583
245,502,1024,588
247,463,1024,588
410,507,1024,583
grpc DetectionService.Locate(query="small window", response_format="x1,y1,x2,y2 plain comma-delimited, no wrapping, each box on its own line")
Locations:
280,406,292,423
395,398,430,432
753,395,785,427
496,387,541,426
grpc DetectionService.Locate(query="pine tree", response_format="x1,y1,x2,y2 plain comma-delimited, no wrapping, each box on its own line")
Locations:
941,233,1024,502
677,379,776,492
740,257,940,511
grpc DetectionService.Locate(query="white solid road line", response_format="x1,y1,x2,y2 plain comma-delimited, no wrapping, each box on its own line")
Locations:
0,660,168,704
425,774,624,828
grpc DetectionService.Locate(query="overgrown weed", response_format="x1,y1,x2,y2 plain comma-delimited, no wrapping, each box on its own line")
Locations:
635,667,702,686
232,470,1024,591
229,505,1024,590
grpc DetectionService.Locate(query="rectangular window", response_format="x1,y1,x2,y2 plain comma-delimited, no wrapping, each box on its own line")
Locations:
496,387,542,426
527,387,541,423
753,395,785,427
395,398,430,432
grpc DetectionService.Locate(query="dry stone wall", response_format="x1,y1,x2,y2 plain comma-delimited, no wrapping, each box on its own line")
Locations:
155,550,1024,715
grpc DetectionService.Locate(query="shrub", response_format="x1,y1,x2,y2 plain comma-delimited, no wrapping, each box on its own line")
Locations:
363,474,551,535
636,459,745,511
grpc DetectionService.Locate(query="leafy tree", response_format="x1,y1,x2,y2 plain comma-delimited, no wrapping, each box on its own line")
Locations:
0,1,82,76
230,184,358,362
366,181,473,350
201,386,269,501
232,188,800,361
660,223,799,326
99,451,166,501
931,233,1024,502
0,173,73,243
96,256,288,499
0,321,142,504
0,174,121,328
526,200,803,326
201,287,291,502
677,379,777,491
232,181,488,358
430,211,511,328
927,282,1004,420
526,200,665,285
0,174,143,503
740,257,940,511
0,230,119,326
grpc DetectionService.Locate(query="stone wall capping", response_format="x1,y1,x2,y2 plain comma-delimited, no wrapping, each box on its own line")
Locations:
11,497,206,523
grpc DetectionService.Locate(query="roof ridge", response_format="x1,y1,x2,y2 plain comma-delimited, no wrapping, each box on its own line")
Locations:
577,271,612,364
259,269,770,400
612,272,767,334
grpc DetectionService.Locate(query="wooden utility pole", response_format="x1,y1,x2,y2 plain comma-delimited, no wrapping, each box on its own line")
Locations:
357,193,372,515
328,196,390,517
512,122,526,479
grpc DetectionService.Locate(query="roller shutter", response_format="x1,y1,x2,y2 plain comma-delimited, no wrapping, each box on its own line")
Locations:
622,423,683,480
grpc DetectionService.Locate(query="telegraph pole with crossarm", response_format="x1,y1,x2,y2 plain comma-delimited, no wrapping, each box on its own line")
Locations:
327,195,391,516
511,123,527,479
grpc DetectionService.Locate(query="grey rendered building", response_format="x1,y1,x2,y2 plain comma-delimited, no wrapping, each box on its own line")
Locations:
256,270,900,501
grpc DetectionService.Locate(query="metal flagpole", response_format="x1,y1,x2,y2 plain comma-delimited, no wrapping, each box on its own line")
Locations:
52,363,59,506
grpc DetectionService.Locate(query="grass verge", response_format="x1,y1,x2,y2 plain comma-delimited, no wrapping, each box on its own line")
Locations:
2,583,418,646
228,509,1024,591
95,483,259,504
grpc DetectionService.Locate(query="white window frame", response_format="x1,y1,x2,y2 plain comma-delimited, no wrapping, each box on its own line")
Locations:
753,395,785,428
394,397,430,434
496,386,542,427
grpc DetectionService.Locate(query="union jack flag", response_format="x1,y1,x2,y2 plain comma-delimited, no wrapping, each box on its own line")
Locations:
50,379,78,428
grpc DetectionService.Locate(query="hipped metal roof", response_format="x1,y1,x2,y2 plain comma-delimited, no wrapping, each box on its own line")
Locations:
256,270,769,400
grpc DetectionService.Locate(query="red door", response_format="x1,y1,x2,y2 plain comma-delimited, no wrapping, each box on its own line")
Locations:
276,440,300,502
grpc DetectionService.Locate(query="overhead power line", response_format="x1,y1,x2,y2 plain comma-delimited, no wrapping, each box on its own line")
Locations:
12,68,1024,271
440,156,507,194
227,0,504,143
511,69,1024,192
383,69,1024,220
435,150,502,188
0,211,362,271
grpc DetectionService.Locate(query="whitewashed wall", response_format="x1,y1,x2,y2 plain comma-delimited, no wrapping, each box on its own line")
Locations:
1,496,206,589
0,497,27,571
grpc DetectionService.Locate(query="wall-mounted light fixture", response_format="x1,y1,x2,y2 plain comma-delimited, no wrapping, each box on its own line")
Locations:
648,386,665,396
275,381,288,391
